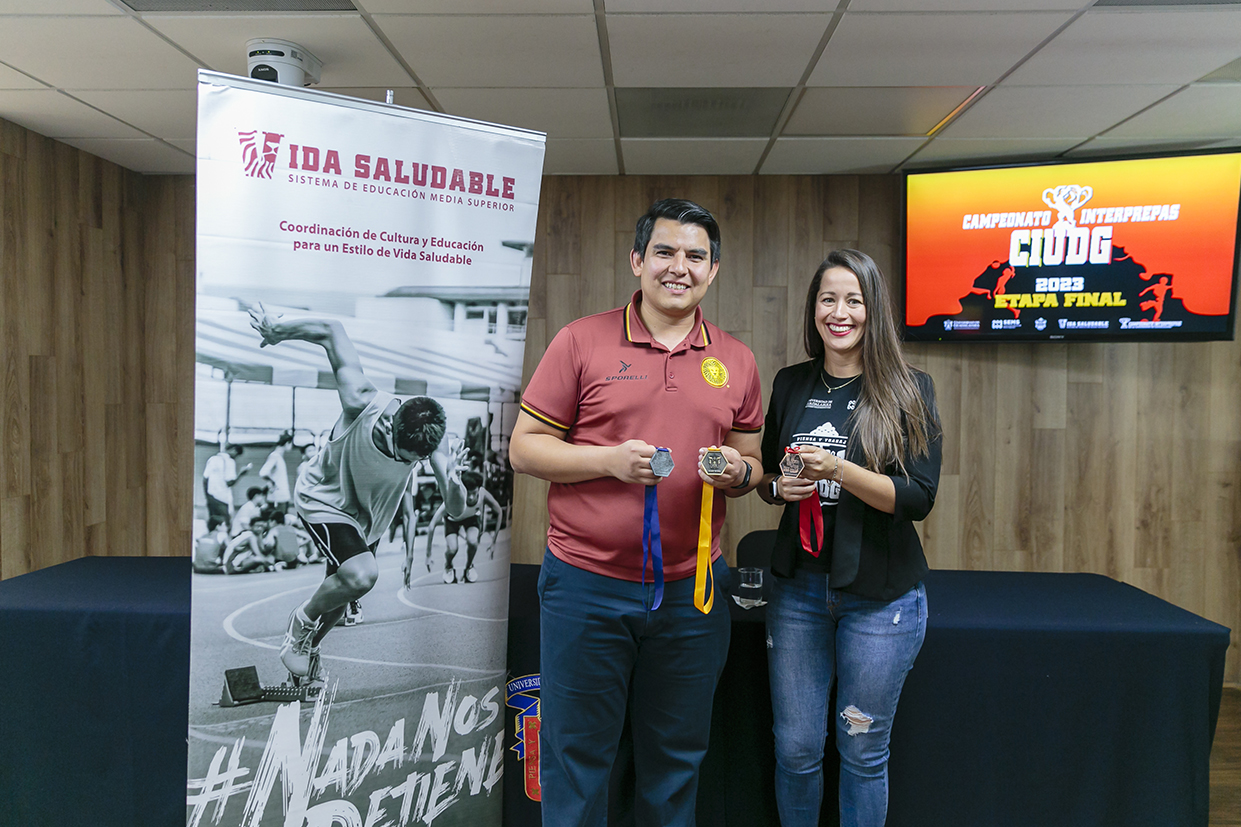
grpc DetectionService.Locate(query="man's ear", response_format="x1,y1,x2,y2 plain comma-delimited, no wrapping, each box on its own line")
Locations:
630,248,645,278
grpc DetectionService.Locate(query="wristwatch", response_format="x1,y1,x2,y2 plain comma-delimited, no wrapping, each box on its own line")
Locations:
731,460,753,489
769,477,783,502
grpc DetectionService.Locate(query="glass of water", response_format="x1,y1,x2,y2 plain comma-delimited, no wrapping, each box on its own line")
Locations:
734,567,765,609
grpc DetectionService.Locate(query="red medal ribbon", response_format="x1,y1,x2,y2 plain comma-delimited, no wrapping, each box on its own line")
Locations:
784,446,823,556
799,496,824,557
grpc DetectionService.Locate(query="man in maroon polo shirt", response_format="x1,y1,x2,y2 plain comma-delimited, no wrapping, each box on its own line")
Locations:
510,198,764,826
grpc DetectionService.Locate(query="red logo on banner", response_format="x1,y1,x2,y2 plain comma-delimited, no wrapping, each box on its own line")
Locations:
506,673,542,801
523,717,542,801
238,130,283,179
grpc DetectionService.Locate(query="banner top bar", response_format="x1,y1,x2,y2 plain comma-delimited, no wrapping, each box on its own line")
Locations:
197,69,547,143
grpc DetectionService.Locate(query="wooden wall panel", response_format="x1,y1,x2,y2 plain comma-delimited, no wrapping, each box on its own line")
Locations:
514,175,1241,684
0,131,1237,682
0,118,192,577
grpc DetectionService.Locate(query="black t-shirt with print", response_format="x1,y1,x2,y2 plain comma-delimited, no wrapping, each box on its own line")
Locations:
788,369,860,573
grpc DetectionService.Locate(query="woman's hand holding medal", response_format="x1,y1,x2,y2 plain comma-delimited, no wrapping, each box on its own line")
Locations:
790,445,839,482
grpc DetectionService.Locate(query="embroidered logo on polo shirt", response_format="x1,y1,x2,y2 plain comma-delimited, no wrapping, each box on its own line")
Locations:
606,361,648,382
701,357,728,388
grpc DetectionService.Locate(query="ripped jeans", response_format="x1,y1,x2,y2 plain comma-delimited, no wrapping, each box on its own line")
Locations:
766,570,927,827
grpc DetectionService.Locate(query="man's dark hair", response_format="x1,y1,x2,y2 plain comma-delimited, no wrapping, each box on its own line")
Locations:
394,396,447,458
276,430,294,447
632,198,721,264
226,444,244,458
246,486,265,501
461,469,484,490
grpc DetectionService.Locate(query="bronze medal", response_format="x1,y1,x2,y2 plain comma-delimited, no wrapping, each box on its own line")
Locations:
780,448,805,478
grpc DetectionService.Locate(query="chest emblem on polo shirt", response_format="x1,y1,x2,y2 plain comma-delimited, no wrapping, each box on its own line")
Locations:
701,357,728,388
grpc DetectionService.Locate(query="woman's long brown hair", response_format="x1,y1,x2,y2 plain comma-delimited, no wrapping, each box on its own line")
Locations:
802,249,940,474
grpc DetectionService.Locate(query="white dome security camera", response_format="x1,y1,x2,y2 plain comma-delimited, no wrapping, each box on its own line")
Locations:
246,38,322,87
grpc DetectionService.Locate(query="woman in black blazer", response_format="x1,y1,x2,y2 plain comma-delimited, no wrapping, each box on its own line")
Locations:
756,249,942,827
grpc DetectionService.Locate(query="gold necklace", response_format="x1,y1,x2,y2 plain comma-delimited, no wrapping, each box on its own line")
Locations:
820,369,861,394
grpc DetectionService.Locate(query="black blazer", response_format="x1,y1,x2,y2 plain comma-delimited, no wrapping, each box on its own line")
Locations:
760,360,942,602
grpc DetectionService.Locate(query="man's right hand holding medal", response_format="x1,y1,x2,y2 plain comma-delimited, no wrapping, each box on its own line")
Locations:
611,439,663,485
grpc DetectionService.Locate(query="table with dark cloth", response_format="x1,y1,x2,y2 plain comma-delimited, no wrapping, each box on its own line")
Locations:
503,564,1230,827
0,557,1228,827
0,556,189,827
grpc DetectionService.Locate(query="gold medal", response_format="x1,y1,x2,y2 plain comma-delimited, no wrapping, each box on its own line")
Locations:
700,446,728,477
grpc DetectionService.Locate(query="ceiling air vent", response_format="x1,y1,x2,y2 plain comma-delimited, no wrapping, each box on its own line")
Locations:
615,88,792,139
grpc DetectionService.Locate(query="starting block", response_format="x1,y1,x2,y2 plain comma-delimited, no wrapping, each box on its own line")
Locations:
219,665,323,706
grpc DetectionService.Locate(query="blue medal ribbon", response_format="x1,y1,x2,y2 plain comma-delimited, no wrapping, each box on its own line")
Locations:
642,449,668,610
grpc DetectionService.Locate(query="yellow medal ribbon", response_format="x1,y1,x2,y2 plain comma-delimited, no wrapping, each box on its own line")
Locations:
696,480,715,614
695,446,728,614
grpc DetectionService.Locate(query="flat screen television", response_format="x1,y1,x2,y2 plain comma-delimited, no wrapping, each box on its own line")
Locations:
903,152,1241,342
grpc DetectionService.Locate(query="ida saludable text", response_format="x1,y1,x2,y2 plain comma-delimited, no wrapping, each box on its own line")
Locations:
282,142,517,209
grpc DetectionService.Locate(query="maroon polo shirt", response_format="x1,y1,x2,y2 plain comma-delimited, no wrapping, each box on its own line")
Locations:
521,292,763,582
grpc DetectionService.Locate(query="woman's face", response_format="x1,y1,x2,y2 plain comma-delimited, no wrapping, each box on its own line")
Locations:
814,266,866,361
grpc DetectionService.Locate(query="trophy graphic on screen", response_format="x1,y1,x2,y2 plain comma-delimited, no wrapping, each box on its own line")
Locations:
1042,184,1093,227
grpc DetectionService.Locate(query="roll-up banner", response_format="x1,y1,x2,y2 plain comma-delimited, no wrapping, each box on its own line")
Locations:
187,71,544,827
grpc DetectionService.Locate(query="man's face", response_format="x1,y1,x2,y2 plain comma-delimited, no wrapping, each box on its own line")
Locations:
631,218,718,320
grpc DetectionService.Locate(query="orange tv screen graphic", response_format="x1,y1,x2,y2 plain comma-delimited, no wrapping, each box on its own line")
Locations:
904,153,1241,341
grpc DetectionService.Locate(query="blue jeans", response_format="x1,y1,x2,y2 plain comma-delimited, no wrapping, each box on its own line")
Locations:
766,570,927,827
537,549,733,827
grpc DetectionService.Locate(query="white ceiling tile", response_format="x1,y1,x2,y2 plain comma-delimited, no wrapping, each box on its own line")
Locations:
940,84,1179,140
903,137,1078,168
0,0,121,12
760,136,925,174
848,1,1079,10
621,138,767,174
57,137,195,174
1007,9,1241,86
72,89,197,140
609,1,835,10
809,12,1074,87
0,62,44,90
317,86,433,111
1064,136,1221,158
544,138,618,174
376,14,603,88
0,89,146,139
435,88,611,139
0,17,201,90
786,86,977,136
1104,85,1241,141
361,0,591,12
608,14,831,88
145,14,404,88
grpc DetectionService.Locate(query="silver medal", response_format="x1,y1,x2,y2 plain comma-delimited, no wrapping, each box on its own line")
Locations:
649,448,675,478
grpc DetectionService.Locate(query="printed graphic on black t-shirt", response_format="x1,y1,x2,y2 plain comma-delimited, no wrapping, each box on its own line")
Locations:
792,382,857,504
789,373,859,572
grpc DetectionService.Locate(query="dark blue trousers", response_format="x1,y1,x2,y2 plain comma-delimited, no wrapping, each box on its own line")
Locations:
537,549,733,827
